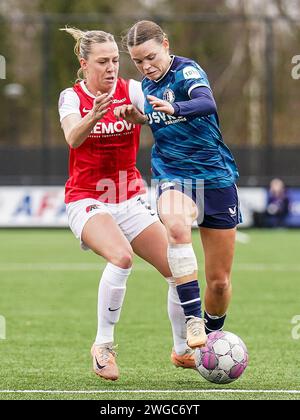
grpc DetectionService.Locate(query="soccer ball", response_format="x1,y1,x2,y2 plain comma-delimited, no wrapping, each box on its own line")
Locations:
195,330,249,384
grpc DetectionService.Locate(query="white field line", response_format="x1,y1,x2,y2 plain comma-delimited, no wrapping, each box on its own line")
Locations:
0,389,299,395
0,263,300,272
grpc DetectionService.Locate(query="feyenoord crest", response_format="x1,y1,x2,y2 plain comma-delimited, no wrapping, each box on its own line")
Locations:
163,88,175,103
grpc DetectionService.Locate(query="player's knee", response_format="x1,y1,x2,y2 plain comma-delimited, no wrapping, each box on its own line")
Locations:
207,274,231,295
109,248,133,269
167,220,190,243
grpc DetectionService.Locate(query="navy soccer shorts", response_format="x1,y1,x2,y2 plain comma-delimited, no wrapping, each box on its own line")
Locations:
156,180,242,229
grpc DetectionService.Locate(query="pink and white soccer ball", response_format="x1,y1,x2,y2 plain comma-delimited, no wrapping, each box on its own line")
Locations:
195,331,249,384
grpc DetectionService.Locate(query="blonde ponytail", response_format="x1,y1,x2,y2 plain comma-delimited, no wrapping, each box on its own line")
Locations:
60,26,116,81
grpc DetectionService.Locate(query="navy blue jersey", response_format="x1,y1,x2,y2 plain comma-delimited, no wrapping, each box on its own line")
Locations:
142,55,239,189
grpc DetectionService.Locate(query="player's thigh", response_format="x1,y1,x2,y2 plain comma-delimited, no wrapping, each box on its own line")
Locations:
82,213,132,261
158,189,197,227
199,227,236,280
131,221,172,278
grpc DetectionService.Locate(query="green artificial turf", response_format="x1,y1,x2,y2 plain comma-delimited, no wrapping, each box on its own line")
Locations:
0,229,299,400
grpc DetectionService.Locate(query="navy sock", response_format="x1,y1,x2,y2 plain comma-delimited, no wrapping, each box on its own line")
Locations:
204,310,226,334
176,280,202,319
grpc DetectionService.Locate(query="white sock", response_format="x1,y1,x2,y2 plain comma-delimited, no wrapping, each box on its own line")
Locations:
166,277,189,355
95,262,132,345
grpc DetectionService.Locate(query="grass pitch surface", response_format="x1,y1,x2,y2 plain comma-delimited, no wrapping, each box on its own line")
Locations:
0,229,299,400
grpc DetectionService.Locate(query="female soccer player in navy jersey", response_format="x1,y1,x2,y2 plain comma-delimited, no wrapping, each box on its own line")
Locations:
59,27,200,381
115,20,241,351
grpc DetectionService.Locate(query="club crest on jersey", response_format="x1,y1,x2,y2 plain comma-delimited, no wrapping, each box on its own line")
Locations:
86,204,102,213
163,88,175,103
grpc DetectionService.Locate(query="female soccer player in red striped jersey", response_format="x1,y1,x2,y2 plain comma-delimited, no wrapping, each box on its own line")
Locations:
58,27,196,381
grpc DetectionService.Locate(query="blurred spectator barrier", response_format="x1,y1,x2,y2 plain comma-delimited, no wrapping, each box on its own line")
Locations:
1,186,300,228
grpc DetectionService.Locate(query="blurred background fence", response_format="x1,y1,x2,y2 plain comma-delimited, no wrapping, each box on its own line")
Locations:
0,1,300,189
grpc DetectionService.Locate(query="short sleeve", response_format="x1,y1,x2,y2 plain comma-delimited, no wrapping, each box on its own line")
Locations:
128,79,145,113
58,88,81,122
176,63,211,98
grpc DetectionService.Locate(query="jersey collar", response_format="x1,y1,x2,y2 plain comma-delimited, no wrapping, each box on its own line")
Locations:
80,80,117,98
153,55,175,83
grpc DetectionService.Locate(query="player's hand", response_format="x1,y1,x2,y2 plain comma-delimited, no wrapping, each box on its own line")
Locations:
90,91,113,120
114,104,148,125
147,95,175,115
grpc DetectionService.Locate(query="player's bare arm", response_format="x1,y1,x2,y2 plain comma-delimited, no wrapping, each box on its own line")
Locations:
61,92,112,148
147,95,175,115
114,104,148,125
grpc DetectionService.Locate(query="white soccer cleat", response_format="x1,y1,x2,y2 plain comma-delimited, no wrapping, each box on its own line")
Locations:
186,316,207,349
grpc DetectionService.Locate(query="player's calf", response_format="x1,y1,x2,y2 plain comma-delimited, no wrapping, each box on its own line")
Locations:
168,244,201,319
167,243,207,347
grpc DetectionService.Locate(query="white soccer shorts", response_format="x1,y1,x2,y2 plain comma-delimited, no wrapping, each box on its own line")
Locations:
66,194,159,250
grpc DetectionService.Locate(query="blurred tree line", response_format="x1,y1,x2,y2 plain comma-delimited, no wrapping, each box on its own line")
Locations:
0,0,299,148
